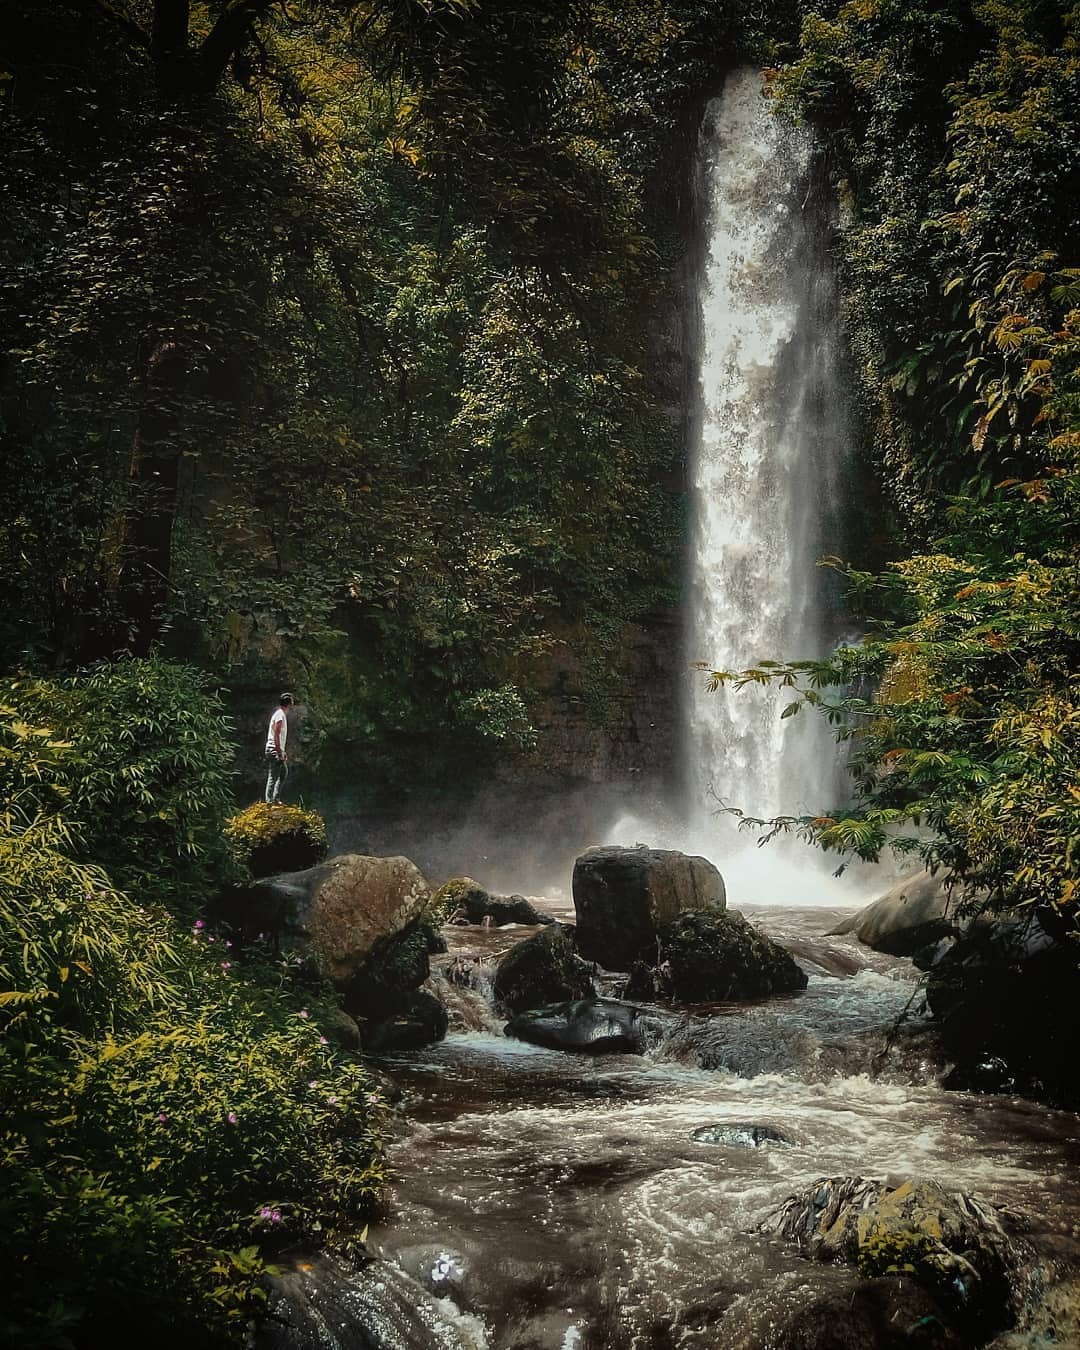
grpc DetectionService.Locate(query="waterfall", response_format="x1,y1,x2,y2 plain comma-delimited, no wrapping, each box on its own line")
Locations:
608,68,864,905
682,68,850,902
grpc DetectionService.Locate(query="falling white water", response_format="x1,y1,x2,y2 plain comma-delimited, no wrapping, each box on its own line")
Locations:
609,69,869,905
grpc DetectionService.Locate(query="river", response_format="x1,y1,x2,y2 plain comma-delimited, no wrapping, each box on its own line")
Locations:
356,900,1080,1349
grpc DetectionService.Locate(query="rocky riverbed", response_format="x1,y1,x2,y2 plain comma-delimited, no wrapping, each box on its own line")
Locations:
264,896,1080,1349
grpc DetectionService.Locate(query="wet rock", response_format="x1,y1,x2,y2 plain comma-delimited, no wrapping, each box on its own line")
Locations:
782,937,866,978
433,876,553,927
657,909,808,1002
343,921,431,1024
486,894,554,926
259,1253,481,1349
766,1176,1024,1333
506,998,669,1054
774,1275,965,1348
927,914,1080,1109
321,1005,364,1052
572,845,725,969
364,989,449,1053
690,1123,793,1148
493,924,594,1015
826,870,980,957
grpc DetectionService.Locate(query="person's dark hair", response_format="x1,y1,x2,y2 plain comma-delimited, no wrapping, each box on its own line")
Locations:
279,692,294,706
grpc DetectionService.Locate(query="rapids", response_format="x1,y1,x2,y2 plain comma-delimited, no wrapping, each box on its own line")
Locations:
354,902,1080,1350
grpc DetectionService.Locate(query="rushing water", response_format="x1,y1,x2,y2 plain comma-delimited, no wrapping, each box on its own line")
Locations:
350,903,1080,1350
604,69,862,907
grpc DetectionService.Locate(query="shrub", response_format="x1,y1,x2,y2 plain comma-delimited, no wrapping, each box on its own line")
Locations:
0,658,235,908
224,802,328,879
0,825,386,1346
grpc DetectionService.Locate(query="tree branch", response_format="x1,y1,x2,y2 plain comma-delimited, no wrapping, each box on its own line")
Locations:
195,0,278,92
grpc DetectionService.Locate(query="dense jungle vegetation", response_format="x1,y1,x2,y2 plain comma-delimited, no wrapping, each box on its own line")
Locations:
1,0,1078,1343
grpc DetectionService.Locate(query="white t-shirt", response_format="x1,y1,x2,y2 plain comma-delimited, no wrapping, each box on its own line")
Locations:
266,707,288,756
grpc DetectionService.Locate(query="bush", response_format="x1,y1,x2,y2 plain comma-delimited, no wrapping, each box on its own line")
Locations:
224,802,328,879
0,658,235,908
0,825,385,1346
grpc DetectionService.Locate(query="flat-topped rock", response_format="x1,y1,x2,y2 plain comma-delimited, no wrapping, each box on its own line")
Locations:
573,845,725,970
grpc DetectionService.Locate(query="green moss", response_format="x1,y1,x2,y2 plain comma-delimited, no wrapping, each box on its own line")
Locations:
224,802,328,879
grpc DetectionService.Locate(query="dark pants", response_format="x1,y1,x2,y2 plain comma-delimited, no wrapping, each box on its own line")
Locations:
264,751,287,803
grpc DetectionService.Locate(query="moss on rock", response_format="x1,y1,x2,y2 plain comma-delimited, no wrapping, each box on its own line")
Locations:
493,925,594,1015
224,802,328,879
658,910,808,1002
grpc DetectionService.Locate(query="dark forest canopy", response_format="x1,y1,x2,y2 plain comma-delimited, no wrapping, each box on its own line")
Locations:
1,0,1077,878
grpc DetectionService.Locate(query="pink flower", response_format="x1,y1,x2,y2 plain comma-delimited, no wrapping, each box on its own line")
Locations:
319,1035,328,1045
299,1009,309,1019
308,1080,318,1089
327,1096,338,1106
226,1111,238,1125
221,961,232,971
157,1112,168,1123
194,920,205,930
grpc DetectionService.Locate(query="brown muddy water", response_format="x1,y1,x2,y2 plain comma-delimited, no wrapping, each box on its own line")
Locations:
356,903,1080,1349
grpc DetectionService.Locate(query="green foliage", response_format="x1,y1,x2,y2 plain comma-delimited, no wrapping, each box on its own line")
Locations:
0,835,385,1345
224,802,329,879
1,659,234,907
719,2,1079,925
0,661,386,1343
0,0,724,783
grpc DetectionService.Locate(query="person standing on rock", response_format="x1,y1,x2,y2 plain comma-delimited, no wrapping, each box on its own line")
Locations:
264,692,293,804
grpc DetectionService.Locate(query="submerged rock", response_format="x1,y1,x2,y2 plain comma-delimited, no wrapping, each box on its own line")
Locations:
690,1123,793,1148
259,1253,482,1349
493,924,593,1015
572,845,725,969
766,1176,1024,1333
506,998,669,1054
656,909,808,1002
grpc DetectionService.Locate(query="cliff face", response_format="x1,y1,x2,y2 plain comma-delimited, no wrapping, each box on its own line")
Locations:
506,610,683,789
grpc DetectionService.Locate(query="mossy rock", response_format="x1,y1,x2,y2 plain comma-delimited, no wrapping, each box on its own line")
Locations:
343,919,431,1023
493,925,594,1015
430,876,491,924
224,802,329,879
658,910,808,1002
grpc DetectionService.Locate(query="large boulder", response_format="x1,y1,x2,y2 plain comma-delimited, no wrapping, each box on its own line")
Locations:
826,870,976,957
572,845,725,969
218,853,431,981
506,998,670,1054
215,853,448,1049
492,924,594,1015
927,915,1080,1108
632,910,808,1002
766,1176,1023,1333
